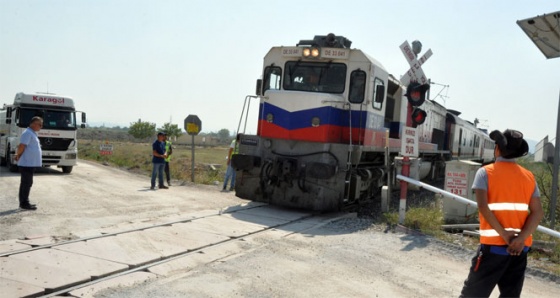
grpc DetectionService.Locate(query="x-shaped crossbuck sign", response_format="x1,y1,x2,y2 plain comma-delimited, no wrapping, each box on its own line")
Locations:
399,40,433,86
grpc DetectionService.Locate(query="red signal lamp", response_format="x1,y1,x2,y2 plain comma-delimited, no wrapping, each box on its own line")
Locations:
411,108,427,126
406,82,430,106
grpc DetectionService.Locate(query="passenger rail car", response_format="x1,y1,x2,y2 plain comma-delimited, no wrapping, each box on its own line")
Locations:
232,34,493,211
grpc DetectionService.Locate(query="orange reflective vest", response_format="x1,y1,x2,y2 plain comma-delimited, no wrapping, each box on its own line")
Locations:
479,161,536,246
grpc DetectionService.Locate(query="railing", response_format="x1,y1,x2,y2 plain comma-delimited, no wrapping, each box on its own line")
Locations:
396,174,560,239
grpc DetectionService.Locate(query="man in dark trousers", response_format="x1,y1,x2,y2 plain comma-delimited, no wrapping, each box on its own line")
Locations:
150,132,168,190
14,116,43,210
460,129,544,297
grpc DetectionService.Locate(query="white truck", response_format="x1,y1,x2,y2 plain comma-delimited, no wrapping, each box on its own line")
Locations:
0,92,86,173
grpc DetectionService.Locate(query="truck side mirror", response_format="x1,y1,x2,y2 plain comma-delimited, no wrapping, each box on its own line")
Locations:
5,107,12,124
81,112,86,123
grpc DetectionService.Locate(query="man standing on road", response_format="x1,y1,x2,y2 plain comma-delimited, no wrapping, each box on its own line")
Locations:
460,129,544,298
163,134,173,186
14,116,43,210
151,132,168,190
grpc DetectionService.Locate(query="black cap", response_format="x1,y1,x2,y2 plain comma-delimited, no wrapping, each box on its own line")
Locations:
489,129,529,159
157,132,166,136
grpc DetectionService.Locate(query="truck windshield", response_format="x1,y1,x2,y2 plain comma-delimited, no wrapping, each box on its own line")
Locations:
283,61,346,93
18,108,76,130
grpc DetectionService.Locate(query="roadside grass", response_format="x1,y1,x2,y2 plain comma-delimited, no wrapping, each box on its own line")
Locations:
79,139,560,275
382,195,560,276
79,140,229,185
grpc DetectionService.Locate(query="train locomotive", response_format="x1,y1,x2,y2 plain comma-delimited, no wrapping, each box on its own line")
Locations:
232,34,494,211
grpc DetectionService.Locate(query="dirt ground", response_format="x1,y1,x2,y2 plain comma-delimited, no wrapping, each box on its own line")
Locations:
1,161,559,297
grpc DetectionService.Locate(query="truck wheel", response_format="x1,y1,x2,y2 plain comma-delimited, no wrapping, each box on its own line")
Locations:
62,166,73,174
0,150,6,166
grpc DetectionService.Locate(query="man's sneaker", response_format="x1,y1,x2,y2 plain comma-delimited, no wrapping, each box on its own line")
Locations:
150,186,155,190
220,188,227,192
168,181,172,186
159,185,169,189
229,187,234,191
20,204,37,210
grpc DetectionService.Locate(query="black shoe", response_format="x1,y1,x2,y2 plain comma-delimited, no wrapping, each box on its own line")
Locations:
150,186,155,190
20,204,37,210
159,185,169,189
167,181,171,186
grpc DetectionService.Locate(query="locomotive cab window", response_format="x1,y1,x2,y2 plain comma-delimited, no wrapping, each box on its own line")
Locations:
372,78,385,110
263,66,282,93
283,61,346,93
348,70,366,104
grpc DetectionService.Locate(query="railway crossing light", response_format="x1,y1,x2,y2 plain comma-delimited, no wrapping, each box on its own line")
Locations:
411,108,427,126
406,82,430,106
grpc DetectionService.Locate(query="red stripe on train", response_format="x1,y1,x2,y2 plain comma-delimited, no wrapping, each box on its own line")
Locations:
258,120,366,144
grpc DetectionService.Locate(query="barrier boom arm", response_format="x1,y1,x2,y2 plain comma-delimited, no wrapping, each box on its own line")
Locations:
396,174,560,239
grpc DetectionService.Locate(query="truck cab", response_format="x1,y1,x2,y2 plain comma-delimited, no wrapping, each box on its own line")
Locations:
0,92,86,173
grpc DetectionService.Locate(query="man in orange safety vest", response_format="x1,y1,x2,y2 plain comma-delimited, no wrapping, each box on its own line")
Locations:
460,129,544,297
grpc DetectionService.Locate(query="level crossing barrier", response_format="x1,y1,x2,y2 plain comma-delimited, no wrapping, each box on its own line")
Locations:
396,174,560,239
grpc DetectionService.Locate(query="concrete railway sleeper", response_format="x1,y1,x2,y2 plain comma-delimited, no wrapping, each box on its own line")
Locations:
2,203,345,297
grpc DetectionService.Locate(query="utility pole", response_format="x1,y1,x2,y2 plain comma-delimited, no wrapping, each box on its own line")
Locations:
517,11,560,227
552,93,560,226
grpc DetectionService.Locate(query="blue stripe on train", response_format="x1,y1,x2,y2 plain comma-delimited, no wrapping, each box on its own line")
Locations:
259,103,367,130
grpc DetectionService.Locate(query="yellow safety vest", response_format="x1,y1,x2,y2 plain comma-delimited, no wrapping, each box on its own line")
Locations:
165,141,172,162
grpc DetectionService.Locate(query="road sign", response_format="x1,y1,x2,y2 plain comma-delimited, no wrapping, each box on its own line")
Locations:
400,41,432,85
401,127,418,157
184,115,202,136
99,143,113,155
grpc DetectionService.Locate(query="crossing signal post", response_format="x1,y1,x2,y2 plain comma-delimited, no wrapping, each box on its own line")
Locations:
399,39,433,224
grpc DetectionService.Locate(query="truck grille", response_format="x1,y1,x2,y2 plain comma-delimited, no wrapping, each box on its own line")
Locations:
39,137,73,151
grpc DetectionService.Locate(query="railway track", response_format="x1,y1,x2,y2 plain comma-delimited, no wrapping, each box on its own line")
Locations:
1,202,346,298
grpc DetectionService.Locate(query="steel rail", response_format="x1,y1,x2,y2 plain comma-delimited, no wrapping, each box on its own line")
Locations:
39,208,318,298
0,203,266,258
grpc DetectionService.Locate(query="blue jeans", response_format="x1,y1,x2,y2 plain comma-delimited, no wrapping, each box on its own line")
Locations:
223,164,236,190
151,162,165,187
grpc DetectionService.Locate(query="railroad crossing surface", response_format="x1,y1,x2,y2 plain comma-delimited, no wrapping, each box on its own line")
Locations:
0,203,345,297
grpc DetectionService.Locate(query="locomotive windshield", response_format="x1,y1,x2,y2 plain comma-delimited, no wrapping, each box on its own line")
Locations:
16,108,77,130
283,61,346,93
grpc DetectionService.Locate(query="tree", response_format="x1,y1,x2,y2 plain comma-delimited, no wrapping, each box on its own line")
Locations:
217,128,230,144
158,122,183,139
128,119,156,140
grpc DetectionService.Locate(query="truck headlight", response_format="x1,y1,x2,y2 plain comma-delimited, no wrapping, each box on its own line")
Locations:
66,153,77,159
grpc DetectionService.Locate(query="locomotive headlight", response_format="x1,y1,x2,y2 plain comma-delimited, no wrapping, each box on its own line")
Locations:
311,117,320,127
311,47,320,57
302,47,320,58
264,139,272,148
266,113,274,123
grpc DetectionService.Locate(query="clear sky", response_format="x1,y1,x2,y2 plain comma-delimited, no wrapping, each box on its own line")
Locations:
1,0,559,143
